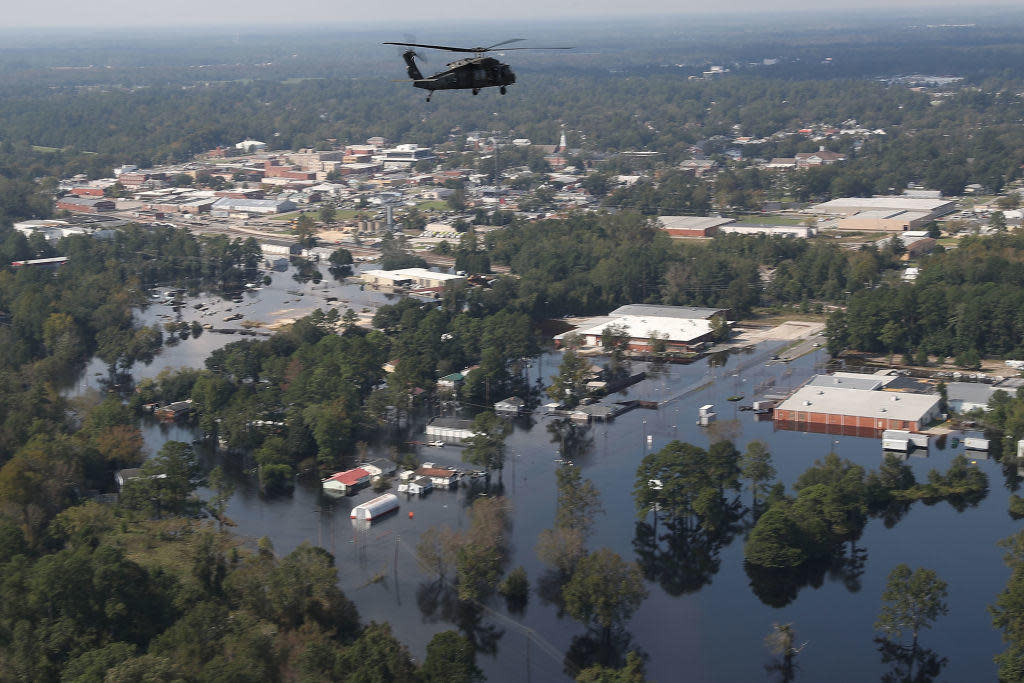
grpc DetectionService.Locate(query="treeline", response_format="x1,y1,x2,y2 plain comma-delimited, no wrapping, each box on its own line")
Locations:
486,212,900,318
827,232,1024,360
1,60,1023,195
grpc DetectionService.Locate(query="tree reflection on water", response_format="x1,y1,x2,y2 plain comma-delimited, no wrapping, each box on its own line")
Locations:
563,627,645,679
415,578,505,656
547,417,594,461
632,505,743,596
744,541,867,608
876,638,947,683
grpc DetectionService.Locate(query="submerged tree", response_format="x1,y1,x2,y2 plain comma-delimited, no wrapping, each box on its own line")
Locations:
563,548,647,642
548,349,592,408
990,531,1024,681
740,440,776,512
764,622,803,683
462,411,512,482
875,564,949,682
421,630,483,683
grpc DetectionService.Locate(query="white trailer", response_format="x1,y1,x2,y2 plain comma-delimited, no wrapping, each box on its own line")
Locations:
350,493,399,521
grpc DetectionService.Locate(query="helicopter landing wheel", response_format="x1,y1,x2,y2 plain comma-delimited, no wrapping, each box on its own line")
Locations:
426,94,431,102
472,88,479,95
500,86,507,95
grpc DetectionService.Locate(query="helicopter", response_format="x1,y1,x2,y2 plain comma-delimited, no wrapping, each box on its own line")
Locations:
383,39,571,101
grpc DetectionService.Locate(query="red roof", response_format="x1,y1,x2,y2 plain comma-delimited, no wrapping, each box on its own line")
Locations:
417,466,458,479
327,468,370,486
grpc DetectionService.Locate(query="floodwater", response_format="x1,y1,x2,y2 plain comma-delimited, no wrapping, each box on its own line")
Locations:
71,268,1021,681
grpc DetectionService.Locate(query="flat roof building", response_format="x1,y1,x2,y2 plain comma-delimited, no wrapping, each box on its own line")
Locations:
211,197,297,216
361,268,466,290
557,316,715,353
656,216,735,238
835,210,932,232
808,196,956,219
556,304,729,353
719,224,815,238
774,374,941,437
947,382,1003,414
609,304,728,320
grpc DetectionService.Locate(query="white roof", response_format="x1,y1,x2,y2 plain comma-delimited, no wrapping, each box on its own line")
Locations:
777,384,940,422
809,196,954,215
562,314,715,344
609,304,725,319
806,373,894,391
657,216,735,231
363,268,464,282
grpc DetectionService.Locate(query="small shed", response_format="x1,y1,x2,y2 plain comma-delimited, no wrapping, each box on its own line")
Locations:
415,463,459,488
115,468,144,491
425,418,477,444
437,373,465,390
494,396,526,416
407,477,433,495
155,400,193,421
359,459,397,480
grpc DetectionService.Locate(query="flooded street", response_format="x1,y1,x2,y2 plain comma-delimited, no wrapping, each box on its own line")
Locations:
72,266,1020,681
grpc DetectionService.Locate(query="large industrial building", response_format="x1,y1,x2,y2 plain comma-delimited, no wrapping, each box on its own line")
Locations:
211,197,297,216
656,216,735,238
807,196,956,232
555,304,728,353
773,372,942,436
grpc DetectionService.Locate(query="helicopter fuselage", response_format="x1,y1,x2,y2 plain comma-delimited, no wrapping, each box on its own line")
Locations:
404,52,515,94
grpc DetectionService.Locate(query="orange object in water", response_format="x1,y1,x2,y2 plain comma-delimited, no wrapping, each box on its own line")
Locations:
408,511,414,519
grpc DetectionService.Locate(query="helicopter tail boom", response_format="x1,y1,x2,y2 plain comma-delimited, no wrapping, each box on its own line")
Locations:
401,50,424,81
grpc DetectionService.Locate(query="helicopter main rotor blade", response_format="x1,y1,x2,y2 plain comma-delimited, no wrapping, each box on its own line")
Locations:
483,38,526,50
383,41,478,53
497,46,575,50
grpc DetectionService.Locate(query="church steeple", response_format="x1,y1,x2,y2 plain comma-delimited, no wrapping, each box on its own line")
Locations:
557,124,567,152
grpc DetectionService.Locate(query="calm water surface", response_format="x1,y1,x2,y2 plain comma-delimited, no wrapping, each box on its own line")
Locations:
71,272,1018,681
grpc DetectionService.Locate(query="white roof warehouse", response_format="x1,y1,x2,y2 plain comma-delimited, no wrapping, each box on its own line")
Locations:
555,304,728,352
774,373,942,435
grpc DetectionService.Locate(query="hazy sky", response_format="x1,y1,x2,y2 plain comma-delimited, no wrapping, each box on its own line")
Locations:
6,0,1024,28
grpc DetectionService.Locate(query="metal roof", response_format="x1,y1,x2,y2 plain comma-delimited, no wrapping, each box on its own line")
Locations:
565,314,715,344
212,198,292,209
777,384,940,422
609,304,727,319
657,216,735,231
806,373,892,391
809,196,955,215
946,382,1001,406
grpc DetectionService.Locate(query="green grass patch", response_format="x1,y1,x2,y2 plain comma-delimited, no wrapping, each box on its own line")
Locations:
416,200,449,211
735,214,808,226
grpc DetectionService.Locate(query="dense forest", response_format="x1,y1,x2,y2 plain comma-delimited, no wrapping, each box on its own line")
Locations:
826,232,1024,361
485,211,900,318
